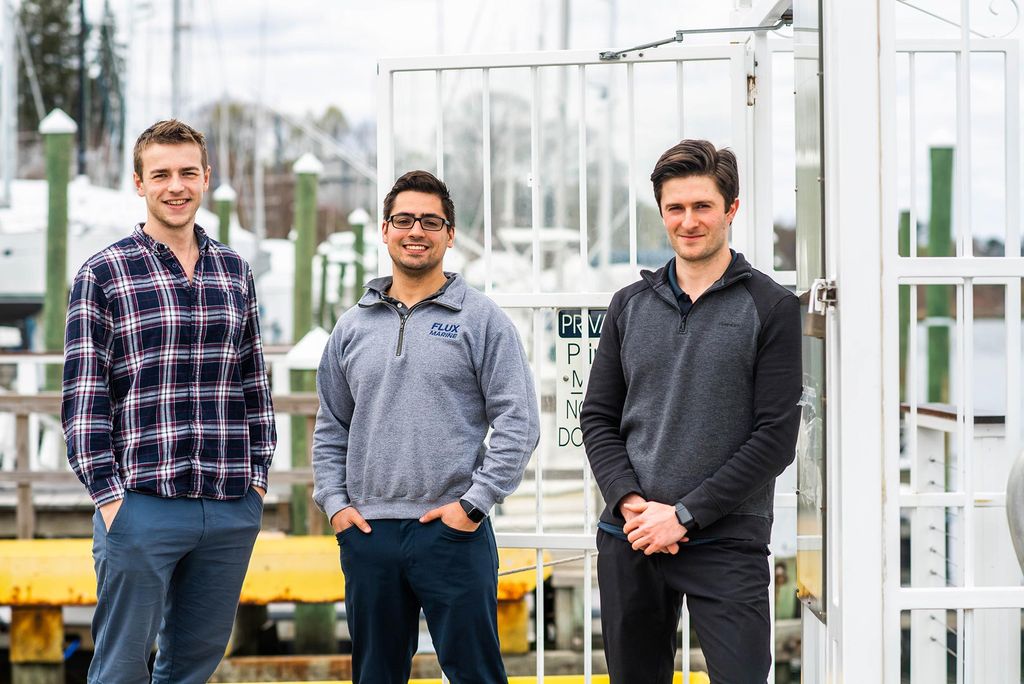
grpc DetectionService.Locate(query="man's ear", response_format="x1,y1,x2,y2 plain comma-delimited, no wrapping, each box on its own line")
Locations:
726,198,740,222
134,173,144,197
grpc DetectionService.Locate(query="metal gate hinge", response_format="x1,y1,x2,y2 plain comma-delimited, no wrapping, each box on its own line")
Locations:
807,278,838,315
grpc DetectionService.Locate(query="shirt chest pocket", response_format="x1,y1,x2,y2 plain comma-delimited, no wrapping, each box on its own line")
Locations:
204,284,247,346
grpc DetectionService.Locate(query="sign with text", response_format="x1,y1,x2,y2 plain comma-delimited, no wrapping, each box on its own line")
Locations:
555,308,606,452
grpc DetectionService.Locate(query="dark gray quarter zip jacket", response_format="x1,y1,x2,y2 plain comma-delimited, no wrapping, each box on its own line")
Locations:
312,274,540,524
580,253,802,543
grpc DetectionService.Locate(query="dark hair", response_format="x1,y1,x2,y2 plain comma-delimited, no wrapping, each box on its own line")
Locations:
650,139,739,211
133,119,209,178
382,170,455,228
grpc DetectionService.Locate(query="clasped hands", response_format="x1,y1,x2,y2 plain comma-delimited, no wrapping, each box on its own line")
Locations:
330,500,479,534
619,493,689,556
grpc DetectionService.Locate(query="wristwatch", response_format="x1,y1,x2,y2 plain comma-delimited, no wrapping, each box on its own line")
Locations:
675,502,698,531
459,498,486,523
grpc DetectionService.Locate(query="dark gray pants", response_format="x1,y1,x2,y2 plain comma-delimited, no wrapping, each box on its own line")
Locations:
597,531,772,684
88,489,263,684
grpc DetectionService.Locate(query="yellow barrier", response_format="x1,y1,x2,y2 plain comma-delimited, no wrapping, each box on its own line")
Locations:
233,676,711,684
0,535,550,605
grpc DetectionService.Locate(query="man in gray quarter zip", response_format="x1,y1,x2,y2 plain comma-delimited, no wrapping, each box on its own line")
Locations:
581,140,802,684
312,170,540,683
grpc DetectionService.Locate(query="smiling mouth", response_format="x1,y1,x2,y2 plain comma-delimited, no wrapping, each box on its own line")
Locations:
165,199,189,207
402,244,429,252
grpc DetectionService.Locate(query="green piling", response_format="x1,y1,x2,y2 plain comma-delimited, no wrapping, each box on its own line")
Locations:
347,208,370,307
317,253,329,329
213,183,236,246
290,154,335,653
40,110,77,393
927,147,953,404
899,210,910,403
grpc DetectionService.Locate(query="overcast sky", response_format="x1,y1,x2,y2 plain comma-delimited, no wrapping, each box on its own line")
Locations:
85,0,1022,241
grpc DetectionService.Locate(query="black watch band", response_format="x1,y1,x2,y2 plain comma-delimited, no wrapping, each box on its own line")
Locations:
675,502,697,530
460,498,486,523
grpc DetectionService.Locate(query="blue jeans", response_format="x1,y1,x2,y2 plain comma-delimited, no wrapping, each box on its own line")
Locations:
337,518,506,684
88,489,263,684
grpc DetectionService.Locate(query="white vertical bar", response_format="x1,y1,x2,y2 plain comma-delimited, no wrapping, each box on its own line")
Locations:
883,13,906,684
436,70,444,179
908,284,920,491
752,34,775,274
1006,44,1021,259
681,597,691,679
730,49,753,257
956,608,966,684
676,60,685,140
578,65,589,288
376,65,396,276
482,68,494,294
956,0,972,257
908,52,919,259
627,62,637,270
1006,276,1021,492
531,66,542,291
961,280,975,590
533,306,545,681
0,1,15,207
581,304,593,682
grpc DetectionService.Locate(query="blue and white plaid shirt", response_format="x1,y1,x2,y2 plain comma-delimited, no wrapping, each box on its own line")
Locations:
62,224,277,506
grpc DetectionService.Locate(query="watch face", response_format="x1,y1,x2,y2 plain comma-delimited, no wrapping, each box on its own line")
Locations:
460,499,485,522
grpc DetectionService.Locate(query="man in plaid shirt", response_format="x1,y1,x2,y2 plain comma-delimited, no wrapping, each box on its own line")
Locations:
61,120,276,684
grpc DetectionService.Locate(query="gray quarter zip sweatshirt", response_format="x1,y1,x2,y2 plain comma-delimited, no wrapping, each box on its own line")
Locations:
581,253,802,543
312,273,540,523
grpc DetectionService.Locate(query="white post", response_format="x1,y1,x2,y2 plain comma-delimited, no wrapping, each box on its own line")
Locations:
821,0,887,680
0,0,15,207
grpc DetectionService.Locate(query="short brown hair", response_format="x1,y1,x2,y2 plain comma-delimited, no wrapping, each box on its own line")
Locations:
133,119,209,178
382,170,455,228
650,139,738,211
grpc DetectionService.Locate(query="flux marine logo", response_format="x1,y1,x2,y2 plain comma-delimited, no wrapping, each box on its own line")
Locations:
428,322,460,340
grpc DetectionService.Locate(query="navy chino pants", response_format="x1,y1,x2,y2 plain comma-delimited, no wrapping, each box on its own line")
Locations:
88,489,263,684
337,518,506,684
597,530,772,684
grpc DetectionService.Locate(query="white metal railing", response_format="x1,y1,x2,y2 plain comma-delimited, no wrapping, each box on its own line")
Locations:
883,33,1024,683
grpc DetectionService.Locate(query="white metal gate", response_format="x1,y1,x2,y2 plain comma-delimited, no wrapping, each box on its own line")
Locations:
377,40,792,680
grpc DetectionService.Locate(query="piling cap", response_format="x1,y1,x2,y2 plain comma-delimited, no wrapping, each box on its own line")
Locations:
347,208,370,226
213,183,237,202
39,109,78,135
293,153,324,176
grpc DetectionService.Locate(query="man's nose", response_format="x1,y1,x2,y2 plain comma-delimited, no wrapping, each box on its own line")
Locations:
168,174,185,192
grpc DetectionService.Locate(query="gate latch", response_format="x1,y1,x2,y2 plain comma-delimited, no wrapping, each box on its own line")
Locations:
807,278,838,315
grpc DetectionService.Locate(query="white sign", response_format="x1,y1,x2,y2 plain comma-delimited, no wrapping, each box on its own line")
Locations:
555,308,606,451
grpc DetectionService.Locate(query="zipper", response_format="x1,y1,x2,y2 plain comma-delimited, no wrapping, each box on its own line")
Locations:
396,311,408,356
385,299,432,357
677,272,752,334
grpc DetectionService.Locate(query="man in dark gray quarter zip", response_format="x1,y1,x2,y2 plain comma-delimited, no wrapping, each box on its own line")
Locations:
312,170,540,684
581,140,802,684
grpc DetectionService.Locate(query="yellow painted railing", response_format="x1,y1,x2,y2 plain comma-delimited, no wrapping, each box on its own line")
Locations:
0,534,549,605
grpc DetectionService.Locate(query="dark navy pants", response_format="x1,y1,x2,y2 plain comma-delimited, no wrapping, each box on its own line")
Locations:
88,489,263,684
337,518,506,684
597,530,772,684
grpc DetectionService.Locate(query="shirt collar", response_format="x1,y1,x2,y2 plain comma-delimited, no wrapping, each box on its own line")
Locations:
133,223,211,255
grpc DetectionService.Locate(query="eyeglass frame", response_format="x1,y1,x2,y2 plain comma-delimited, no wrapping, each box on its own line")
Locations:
385,213,452,232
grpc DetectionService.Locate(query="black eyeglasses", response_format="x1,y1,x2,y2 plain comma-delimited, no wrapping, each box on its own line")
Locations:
386,213,450,231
